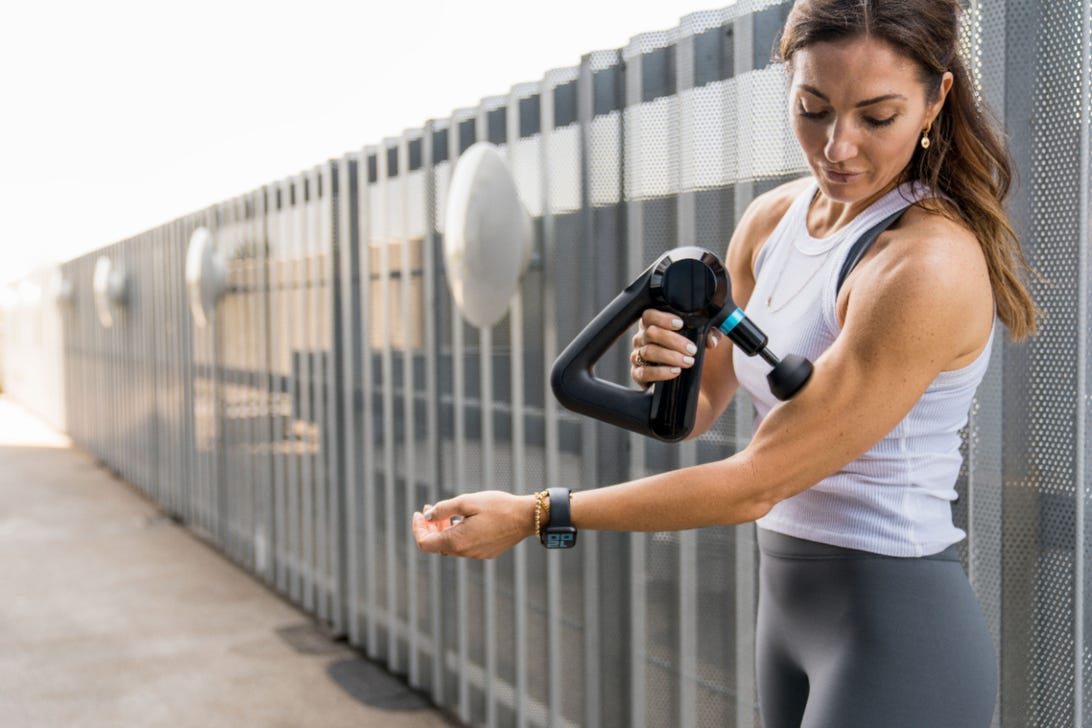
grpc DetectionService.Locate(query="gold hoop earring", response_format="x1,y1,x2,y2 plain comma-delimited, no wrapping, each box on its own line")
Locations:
920,121,933,150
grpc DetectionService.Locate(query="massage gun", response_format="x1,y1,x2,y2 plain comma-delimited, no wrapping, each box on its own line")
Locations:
550,246,813,442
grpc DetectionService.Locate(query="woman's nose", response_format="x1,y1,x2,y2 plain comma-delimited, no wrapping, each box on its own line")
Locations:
824,119,858,163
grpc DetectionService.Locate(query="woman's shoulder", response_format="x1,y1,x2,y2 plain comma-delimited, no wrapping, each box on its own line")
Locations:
740,176,813,235
841,199,994,365
728,176,814,270
887,199,984,271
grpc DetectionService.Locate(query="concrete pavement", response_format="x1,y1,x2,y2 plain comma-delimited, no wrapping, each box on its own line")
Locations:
0,396,458,728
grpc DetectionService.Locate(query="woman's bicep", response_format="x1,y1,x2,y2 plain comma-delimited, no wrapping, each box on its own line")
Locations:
739,250,977,511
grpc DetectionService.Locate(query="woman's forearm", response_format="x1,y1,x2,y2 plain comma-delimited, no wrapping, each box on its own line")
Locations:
685,340,740,440
570,452,769,532
687,387,735,440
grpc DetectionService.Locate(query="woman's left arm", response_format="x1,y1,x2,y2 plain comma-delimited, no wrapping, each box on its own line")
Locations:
414,228,993,558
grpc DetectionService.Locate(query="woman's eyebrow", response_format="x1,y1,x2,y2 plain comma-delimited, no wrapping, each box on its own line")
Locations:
797,84,830,100
797,84,907,107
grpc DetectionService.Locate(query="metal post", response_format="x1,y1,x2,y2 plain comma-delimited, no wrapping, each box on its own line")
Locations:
423,124,445,704
360,147,380,656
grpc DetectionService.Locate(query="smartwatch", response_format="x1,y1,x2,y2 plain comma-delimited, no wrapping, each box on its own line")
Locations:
540,487,577,549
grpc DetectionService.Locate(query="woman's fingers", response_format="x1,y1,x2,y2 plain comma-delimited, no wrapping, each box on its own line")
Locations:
632,342,697,369
631,310,721,386
412,511,453,553
413,491,534,560
412,496,469,554
632,359,684,386
636,311,683,356
422,496,468,524
636,311,702,361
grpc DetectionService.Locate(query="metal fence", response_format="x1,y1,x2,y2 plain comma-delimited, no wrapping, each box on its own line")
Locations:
3,0,1090,726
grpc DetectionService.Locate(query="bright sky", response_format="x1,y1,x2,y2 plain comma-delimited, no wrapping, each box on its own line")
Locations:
0,0,730,285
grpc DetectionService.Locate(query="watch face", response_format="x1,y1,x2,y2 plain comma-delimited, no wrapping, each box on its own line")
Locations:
542,527,578,549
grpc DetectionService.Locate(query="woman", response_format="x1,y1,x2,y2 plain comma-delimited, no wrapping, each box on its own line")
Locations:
413,1,1037,725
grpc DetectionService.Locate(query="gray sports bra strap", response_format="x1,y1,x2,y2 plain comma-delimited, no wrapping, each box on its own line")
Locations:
835,208,909,294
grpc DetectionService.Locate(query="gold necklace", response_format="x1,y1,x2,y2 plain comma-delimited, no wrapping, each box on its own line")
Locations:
765,188,836,311
764,251,832,311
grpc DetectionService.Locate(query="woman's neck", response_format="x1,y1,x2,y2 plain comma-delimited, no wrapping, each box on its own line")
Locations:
806,179,899,238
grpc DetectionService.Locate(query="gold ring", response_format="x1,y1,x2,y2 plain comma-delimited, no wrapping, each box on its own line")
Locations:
633,350,646,368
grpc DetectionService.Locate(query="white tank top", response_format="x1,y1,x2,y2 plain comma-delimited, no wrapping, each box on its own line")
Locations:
733,178,994,557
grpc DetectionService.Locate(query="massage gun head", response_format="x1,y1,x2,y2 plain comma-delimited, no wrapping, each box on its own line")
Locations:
648,247,730,325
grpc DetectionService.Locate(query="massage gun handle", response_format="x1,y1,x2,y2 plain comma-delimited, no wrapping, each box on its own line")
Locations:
550,272,657,436
648,323,709,441
550,266,713,442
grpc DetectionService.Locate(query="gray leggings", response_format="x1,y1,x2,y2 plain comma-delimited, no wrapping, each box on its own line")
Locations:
757,529,997,728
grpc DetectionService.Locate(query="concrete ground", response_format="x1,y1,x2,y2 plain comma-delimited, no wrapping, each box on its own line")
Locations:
0,397,459,728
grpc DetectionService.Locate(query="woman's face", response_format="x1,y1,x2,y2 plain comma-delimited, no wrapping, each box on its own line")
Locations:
788,36,951,205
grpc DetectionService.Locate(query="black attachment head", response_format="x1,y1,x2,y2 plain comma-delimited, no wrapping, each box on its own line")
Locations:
767,354,813,401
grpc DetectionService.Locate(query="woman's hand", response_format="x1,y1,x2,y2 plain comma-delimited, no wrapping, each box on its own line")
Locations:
630,309,720,387
412,491,537,560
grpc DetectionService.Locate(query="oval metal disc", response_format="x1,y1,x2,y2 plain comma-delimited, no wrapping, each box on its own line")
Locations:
443,142,533,329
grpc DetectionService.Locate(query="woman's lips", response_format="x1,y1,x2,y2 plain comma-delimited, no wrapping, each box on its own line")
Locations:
822,168,864,184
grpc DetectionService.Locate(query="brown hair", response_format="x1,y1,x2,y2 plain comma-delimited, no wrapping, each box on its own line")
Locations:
777,0,1038,339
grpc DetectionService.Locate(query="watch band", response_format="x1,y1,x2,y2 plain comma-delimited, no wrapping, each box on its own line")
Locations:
548,487,572,526
540,487,577,549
